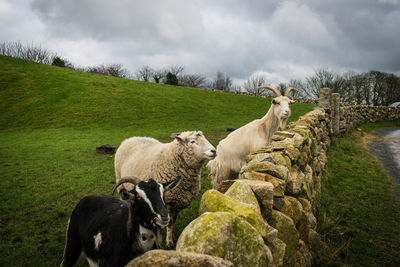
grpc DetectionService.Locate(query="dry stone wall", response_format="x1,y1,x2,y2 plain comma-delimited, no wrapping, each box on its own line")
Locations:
175,107,331,267
340,105,400,132
128,88,400,267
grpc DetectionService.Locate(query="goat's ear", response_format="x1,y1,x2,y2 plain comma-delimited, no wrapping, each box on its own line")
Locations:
290,100,296,105
163,176,182,192
120,189,135,203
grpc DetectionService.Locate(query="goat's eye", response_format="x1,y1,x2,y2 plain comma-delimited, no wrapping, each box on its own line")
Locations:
190,140,196,144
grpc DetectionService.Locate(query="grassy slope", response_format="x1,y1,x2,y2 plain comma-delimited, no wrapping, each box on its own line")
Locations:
0,55,315,266
317,121,400,266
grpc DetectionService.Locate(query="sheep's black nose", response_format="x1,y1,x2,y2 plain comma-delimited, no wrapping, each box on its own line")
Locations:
211,149,216,156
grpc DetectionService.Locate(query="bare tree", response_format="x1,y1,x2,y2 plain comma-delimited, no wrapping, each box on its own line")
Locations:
287,79,305,98
0,41,55,64
167,65,185,76
384,73,400,106
135,66,153,82
243,75,267,95
211,72,232,91
152,69,166,83
304,69,345,98
85,64,129,78
179,74,207,88
106,64,129,78
364,70,400,106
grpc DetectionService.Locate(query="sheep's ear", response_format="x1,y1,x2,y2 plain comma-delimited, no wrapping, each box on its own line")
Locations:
120,188,135,203
163,176,182,192
170,133,180,139
175,135,185,143
290,100,296,105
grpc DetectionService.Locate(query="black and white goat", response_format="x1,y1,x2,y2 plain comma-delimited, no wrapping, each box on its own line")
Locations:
60,176,181,267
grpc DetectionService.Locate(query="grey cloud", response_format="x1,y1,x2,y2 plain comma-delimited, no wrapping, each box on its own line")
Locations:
1,0,399,84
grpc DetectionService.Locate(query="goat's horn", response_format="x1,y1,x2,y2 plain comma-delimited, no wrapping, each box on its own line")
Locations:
256,85,282,96
112,176,143,195
284,87,298,97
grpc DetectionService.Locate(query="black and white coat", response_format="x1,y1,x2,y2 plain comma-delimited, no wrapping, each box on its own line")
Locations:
60,177,180,267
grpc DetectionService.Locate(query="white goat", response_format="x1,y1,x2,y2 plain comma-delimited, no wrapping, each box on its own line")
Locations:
114,131,216,247
207,86,297,189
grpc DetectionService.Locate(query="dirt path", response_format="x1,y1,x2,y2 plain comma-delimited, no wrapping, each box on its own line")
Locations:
363,127,400,197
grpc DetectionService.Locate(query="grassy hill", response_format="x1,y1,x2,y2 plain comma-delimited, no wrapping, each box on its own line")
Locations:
0,55,316,266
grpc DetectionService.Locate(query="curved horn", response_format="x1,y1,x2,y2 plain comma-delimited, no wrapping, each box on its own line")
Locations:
256,85,282,96
284,87,298,97
112,176,143,195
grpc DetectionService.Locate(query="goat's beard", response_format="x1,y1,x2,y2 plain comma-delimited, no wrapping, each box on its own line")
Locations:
279,118,288,131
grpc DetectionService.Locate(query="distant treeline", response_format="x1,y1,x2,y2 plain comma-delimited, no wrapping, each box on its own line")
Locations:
1,41,399,106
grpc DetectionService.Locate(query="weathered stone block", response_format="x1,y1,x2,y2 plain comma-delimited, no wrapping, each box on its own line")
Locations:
242,161,289,181
318,88,331,109
246,152,275,164
176,212,271,267
269,210,300,267
273,238,286,267
296,240,312,267
286,169,303,196
273,196,303,227
126,249,234,267
241,171,286,197
233,179,274,220
225,180,260,208
199,190,272,242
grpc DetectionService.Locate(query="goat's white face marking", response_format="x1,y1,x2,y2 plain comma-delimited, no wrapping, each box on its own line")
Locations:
159,184,165,205
93,232,102,251
139,225,156,251
135,185,155,214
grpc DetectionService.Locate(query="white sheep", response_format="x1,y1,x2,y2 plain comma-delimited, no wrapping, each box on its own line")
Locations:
114,131,216,248
207,86,297,189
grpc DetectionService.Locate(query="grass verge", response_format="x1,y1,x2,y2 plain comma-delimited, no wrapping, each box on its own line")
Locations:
316,121,400,266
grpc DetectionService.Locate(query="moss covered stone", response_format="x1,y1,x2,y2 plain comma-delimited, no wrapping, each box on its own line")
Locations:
126,249,234,267
176,212,270,267
271,153,290,170
272,238,286,267
242,161,289,181
240,171,286,197
286,169,303,196
269,210,299,267
274,196,303,226
199,190,270,241
225,180,260,208
236,179,274,220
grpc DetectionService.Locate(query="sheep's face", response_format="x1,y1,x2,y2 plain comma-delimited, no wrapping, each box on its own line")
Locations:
271,96,296,120
175,131,216,161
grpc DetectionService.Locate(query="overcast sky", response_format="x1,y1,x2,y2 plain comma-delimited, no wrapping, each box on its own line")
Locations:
1,0,400,85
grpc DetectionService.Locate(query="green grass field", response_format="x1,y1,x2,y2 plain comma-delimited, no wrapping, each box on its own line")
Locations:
0,55,315,266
